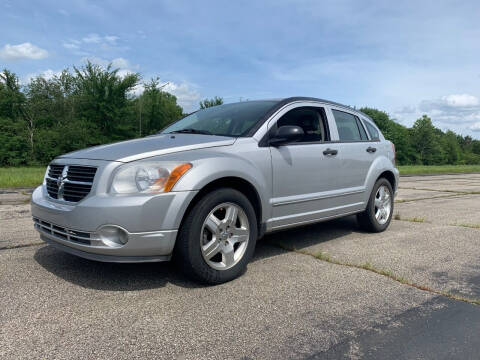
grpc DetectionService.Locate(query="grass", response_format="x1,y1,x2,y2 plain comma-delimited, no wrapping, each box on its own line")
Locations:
0,167,45,188
454,223,480,230
398,164,480,175
273,242,480,306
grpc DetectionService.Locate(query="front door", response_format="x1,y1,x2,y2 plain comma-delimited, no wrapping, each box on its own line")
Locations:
268,105,346,230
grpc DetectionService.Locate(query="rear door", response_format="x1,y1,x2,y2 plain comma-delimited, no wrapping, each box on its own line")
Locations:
326,106,378,205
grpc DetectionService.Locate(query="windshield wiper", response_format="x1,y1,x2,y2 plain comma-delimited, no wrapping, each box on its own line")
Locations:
168,128,212,135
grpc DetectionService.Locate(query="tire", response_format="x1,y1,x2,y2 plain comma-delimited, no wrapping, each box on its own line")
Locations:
174,188,258,284
357,178,394,233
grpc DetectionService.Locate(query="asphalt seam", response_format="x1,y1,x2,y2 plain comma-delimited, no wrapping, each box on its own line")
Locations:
272,242,480,307
0,242,44,251
399,186,480,195
395,193,466,203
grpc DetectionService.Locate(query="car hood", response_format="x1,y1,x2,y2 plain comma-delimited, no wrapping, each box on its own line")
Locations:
58,134,236,162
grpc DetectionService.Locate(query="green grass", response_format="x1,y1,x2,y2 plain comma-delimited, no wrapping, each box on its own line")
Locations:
398,164,480,175
0,167,45,188
0,163,479,188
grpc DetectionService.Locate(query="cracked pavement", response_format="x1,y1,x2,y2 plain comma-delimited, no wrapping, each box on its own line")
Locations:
1,174,480,359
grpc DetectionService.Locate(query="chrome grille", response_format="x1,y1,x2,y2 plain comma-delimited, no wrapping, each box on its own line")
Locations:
33,218,92,245
45,164,97,202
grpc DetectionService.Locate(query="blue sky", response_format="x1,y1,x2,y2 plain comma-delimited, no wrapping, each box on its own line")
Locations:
2,0,480,138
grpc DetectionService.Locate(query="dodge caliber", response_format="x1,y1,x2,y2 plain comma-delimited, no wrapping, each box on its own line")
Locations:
32,97,399,284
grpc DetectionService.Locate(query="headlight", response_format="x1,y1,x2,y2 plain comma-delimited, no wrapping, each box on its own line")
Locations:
111,161,192,194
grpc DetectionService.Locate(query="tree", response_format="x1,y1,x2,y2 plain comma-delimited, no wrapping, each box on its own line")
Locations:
73,61,140,138
134,78,183,135
360,107,417,164
199,96,223,109
411,115,444,165
442,130,461,164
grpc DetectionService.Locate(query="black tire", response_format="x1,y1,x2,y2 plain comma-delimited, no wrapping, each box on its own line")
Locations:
357,178,394,233
174,188,258,284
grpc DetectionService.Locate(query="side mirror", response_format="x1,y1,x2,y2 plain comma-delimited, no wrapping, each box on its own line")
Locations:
269,125,304,146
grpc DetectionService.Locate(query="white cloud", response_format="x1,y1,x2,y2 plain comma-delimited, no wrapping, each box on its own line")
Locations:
111,57,130,69
129,80,201,112
63,34,121,55
164,82,201,111
82,33,102,44
62,42,79,50
441,94,479,107
23,69,63,84
0,42,48,60
392,93,480,137
81,33,118,45
104,35,119,43
470,123,480,132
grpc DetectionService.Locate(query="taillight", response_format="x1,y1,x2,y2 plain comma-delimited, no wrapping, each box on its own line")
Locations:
391,143,396,166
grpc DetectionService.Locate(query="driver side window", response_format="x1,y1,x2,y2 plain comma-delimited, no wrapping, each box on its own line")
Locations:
276,107,329,143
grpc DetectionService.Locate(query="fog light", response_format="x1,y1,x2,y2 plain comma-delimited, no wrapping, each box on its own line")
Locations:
98,226,128,247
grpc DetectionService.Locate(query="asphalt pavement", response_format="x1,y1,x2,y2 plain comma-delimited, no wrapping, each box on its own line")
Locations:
1,174,480,359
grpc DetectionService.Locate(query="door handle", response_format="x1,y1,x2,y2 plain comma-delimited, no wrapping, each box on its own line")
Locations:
366,147,377,153
323,148,338,156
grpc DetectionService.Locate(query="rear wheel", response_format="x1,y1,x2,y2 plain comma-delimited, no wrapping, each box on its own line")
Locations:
357,178,394,232
174,188,258,284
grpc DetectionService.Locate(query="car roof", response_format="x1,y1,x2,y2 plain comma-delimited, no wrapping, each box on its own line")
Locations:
277,97,375,123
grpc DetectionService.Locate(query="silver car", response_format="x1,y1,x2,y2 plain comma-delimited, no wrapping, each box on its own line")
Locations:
31,97,399,284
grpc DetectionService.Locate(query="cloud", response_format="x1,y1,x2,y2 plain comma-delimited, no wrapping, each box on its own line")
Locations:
392,93,480,136
82,34,102,44
81,57,135,73
81,33,118,44
418,94,480,125
164,82,201,111
63,34,121,55
129,80,201,112
470,123,480,132
0,42,48,60
23,69,63,84
441,94,479,107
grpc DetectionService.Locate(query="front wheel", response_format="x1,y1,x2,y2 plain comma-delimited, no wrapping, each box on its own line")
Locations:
174,188,258,284
357,178,394,232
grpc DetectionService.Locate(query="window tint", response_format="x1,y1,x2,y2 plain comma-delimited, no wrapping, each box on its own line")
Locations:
332,110,362,141
277,107,328,143
356,118,368,140
364,121,380,140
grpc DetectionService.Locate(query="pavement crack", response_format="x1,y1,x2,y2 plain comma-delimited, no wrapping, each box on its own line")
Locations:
271,242,480,307
398,187,480,195
395,193,465,203
0,242,44,251
450,223,480,230
393,213,427,223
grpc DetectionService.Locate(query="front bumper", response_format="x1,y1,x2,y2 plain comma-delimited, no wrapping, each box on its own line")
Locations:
31,186,198,261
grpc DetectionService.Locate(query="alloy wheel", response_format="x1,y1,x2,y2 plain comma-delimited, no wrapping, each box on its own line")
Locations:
374,185,392,225
200,202,250,270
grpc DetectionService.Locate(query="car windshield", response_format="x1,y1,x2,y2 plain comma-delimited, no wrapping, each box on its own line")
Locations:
161,100,278,137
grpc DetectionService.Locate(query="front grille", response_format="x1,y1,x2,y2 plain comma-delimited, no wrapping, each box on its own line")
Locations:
45,164,97,202
33,218,92,245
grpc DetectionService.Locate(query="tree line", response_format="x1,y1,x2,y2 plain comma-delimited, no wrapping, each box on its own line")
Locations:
0,63,479,166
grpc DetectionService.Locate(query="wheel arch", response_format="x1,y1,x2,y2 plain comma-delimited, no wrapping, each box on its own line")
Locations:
377,170,396,191
178,176,264,237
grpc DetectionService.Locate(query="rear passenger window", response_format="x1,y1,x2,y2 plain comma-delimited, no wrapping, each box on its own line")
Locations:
332,110,362,141
364,121,380,141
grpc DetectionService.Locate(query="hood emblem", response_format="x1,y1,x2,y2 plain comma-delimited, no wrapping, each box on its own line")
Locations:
57,166,69,200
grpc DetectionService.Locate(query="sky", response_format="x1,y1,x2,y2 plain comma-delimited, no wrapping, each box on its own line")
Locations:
1,0,480,138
